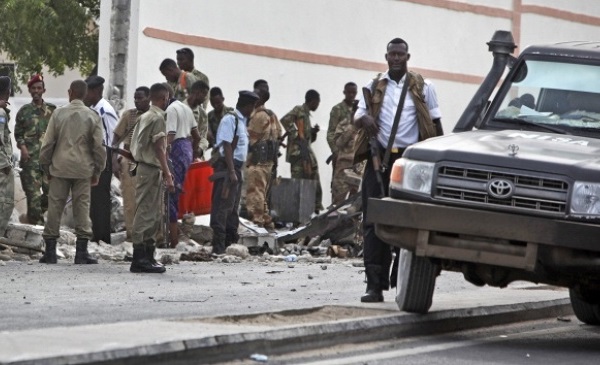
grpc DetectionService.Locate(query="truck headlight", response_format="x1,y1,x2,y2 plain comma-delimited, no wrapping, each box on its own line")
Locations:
389,158,435,194
570,182,600,217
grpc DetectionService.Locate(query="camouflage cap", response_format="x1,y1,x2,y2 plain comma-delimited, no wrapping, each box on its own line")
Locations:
27,74,44,88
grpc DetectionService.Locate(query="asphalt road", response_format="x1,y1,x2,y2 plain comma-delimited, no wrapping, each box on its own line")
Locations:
0,259,564,332
227,316,600,365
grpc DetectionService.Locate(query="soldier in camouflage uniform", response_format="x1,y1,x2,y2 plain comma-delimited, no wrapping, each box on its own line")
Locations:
327,82,357,205
183,80,210,159
332,104,360,205
207,87,233,148
281,89,323,212
176,47,210,109
159,58,198,102
14,75,56,225
111,86,151,238
0,76,14,236
245,88,281,228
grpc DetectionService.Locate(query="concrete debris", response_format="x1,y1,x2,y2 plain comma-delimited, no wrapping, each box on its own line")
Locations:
180,251,212,262
218,255,242,264
225,244,250,259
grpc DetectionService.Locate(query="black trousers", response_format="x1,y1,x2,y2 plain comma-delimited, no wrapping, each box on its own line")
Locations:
90,149,112,244
210,159,243,243
362,147,404,288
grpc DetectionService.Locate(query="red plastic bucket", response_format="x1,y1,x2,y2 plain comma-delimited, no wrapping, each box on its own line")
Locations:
178,161,213,218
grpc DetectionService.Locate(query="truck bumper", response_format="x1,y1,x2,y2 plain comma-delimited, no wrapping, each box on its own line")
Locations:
367,198,600,270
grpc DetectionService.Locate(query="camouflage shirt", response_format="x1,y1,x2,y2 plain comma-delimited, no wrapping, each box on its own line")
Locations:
281,104,314,162
327,101,353,155
169,71,198,102
333,114,357,162
183,99,209,154
14,101,56,160
113,108,146,148
208,105,234,147
190,68,210,109
0,107,11,170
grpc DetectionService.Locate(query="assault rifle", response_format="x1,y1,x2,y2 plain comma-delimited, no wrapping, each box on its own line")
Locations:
103,143,135,162
209,170,232,199
361,87,386,197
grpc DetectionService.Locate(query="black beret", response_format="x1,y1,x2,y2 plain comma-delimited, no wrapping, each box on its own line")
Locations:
85,75,105,89
238,90,259,101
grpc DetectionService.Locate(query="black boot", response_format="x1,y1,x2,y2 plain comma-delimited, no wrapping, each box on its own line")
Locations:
39,239,57,264
212,233,226,255
146,245,164,268
74,239,98,264
361,265,384,303
130,246,166,273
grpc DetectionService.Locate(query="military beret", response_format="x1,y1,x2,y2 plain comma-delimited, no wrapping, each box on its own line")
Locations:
238,90,259,101
27,74,44,88
0,76,11,94
85,75,105,89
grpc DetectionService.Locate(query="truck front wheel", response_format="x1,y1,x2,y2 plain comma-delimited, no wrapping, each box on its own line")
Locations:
569,288,600,325
395,249,440,314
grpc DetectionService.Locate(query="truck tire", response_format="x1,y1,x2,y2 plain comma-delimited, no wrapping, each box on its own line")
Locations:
569,288,600,325
395,249,439,314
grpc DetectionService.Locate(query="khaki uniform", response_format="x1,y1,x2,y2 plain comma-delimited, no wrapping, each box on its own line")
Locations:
113,108,145,237
183,99,209,157
245,106,281,226
130,105,167,251
207,106,234,148
14,101,56,224
169,72,198,102
39,100,106,240
0,106,14,235
281,104,323,211
332,115,359,204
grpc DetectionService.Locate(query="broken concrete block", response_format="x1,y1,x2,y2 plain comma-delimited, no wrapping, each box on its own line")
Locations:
226,244,249,259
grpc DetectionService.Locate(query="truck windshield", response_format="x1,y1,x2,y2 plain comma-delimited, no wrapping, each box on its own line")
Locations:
492,60,600,135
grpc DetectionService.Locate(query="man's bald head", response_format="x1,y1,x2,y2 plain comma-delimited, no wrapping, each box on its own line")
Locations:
69,80,88,100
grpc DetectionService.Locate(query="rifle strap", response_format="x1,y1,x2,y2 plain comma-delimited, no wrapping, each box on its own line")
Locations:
382,72,411,172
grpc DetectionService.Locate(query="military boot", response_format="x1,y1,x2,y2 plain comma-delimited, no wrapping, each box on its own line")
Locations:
39,239,57,264
212,233,226,255
130,246,166,273
360,265,384,303
146,244,164,269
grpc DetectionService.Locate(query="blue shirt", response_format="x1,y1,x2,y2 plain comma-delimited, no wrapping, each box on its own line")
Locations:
216,109,248,163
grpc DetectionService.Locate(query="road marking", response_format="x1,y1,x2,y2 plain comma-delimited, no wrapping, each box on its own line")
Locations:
301,324,577,365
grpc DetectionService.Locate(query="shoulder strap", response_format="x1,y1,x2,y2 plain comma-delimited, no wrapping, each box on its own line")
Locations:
382,72,411,171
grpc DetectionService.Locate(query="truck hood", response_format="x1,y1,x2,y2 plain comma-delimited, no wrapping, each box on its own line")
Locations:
405,129,600,176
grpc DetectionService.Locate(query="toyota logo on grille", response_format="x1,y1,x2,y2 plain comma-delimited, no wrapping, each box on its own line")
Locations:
488,178,514,199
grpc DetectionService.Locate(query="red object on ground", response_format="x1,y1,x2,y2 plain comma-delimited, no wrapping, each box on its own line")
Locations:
178,161,214,218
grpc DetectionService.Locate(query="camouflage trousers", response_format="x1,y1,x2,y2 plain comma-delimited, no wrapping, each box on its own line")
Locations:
119,158,136,238
245,162,274,226
19,161,48,225
331,156,355,206
290,151,323,212
0,168,15,236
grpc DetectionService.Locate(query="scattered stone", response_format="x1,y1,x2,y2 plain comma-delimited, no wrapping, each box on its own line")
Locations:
219,255,242,264
306,235,321,248
226,244,250,259
180,251,212,262
160,254,179,265
308,274,313,279
321,265,328,270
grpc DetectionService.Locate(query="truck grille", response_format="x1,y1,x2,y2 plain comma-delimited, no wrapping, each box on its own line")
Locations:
435,165,569,215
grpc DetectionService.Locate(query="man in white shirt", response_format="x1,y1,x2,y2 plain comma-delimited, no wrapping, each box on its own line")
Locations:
354,38,443,303
84,76,118,244
166,96,201,247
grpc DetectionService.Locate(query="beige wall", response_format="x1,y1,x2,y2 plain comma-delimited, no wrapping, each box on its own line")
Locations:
99,0,600,208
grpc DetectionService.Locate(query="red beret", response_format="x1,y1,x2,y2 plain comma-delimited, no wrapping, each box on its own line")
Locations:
27,74,44,88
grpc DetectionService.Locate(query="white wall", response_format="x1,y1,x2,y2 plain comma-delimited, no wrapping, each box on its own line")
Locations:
99,0,600,208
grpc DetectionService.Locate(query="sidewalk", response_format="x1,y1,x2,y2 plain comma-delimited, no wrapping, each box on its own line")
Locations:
0,260,572,365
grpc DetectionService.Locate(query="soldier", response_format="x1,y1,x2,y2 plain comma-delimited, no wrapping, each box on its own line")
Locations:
111,86,151,238
210,91,258,254
14,74,56,225
159,58,198,102
84,75,118,244
332,101,360,205
183,81,210,159
0,76,14,237
245,88,281,228
129,83,174,273
281,89,323,212
207,87,233,148
38,80,106,264
176,47,210,109
328,82,358,205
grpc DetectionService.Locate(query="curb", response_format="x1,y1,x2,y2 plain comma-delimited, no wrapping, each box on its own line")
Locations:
4,298,572,365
